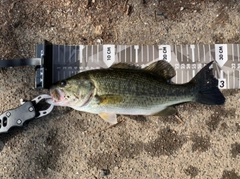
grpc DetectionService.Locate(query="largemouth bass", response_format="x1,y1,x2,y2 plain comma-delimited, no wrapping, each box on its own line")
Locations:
48,60,225,124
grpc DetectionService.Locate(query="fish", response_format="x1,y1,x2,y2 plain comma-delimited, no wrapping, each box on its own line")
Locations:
48,60,225,124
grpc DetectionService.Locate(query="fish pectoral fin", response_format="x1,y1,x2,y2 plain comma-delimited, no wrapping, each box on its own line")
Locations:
98,94,123,105
152,106,177,116
99,112,118,124
143,60,176,81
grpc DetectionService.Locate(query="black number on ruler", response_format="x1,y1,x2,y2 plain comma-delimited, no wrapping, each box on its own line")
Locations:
219,80,225,88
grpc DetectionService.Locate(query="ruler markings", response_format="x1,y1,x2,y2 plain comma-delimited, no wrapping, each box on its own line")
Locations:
91,45,93,62
239,70,240,88
146,45,147,62
140,45,142,62
181,71,183,83
208,44,211,62
238,44,240,62
97,45,99,62
64,45,66,64
119,45,122,63
58,45,60,63
69,46,72,76
127,46,129,63
79,45,83,63
175,70,178,83
228,70,229,89
69,45,71,63
86,46,88,63
147,45,149,62
175,45,177,62
130,46,132,63
181,45,183,62
210,44,212,63
192,70,195,78
220,70,224,79
197,44,200,62
125,45,127,63
69,46,74,62
74,46,77,63
203,44,206,62
135,45,138,63
190,45,195,63
233,70,235,89
152,45,154,62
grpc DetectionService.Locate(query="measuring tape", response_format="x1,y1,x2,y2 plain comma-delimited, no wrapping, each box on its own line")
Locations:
35,43,239,89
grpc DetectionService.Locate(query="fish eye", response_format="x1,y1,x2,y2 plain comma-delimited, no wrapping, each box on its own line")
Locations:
60,80,67,87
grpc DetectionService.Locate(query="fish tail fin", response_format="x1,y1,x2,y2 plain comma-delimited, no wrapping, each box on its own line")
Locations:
191,61,225,105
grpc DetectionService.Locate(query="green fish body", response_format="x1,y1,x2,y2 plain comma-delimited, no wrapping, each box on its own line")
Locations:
49,60,225,124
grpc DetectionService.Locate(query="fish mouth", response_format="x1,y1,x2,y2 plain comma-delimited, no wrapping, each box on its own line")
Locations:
51,88,61,100
48,87,95,107
48,88,67,106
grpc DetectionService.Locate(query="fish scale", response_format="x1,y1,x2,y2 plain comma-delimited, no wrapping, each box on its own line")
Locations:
82,69,196,112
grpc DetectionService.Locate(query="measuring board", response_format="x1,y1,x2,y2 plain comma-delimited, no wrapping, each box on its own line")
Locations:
36,43,240,89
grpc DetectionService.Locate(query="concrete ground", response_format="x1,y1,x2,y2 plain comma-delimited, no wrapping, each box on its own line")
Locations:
0,0,240,178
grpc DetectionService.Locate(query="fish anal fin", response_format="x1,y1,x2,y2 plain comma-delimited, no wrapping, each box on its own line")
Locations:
152,106,176,116
99,112,118,124
144,60,176,80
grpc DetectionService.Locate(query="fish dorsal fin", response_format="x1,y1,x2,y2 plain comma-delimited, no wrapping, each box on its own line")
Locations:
110,63,141,69
144,60,176,80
